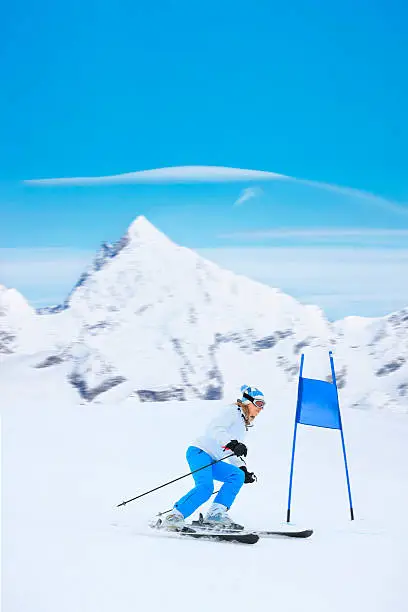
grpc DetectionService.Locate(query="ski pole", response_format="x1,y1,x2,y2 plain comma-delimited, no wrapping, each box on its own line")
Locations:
157,490,221,516
117,453,235,507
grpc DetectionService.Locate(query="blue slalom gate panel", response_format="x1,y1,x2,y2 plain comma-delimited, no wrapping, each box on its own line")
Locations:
287,351,354,522
297,378,341,430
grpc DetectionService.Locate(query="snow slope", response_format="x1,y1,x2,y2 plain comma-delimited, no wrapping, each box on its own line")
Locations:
2,359,407,612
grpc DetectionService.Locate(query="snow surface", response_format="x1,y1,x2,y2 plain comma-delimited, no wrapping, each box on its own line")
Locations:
2,356,407,612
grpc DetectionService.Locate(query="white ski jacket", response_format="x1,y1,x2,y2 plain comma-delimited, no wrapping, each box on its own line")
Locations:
192,404,248,468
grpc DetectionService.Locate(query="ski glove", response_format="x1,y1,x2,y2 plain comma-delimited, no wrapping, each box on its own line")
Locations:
240,466,257,484
225,439,247,457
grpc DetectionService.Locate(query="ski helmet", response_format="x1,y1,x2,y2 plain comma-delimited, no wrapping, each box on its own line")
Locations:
240,384,266,408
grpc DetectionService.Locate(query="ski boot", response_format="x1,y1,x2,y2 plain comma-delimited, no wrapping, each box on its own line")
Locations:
200,503,244,531
161,507,185,531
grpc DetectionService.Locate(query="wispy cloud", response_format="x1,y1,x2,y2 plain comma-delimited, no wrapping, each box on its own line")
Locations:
219,228,408,246
24,164,408,217
294,177,408,217
233,187,263,206
24,165,286,186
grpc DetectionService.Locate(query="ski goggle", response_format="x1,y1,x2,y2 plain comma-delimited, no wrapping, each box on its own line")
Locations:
243,391,266,409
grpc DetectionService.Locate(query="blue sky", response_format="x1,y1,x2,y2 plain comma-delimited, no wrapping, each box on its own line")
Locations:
1,0,407,319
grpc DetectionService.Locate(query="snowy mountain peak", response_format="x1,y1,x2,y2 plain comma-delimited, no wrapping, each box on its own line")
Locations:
0,285,34,319
126,215,174,249
0,285,37,357
1,221,407,412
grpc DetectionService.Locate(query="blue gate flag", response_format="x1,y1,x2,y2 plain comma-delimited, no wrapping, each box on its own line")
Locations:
297,378,341,429
287,351,354,522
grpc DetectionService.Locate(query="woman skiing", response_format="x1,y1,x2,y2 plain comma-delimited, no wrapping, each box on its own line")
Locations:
162,385,265,530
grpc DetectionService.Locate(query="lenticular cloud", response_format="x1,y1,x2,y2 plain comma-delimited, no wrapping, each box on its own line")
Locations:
24,165,408,216
24,165,287,185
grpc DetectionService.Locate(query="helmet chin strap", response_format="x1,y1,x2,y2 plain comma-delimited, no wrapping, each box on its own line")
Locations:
236,400,255,428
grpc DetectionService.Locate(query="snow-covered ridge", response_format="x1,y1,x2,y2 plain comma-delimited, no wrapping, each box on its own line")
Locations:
1,216,407,411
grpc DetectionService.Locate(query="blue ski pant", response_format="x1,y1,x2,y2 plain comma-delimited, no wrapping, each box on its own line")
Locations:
174,446,245,518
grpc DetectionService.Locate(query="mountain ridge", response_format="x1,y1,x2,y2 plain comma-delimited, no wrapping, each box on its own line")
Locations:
1,216,407,412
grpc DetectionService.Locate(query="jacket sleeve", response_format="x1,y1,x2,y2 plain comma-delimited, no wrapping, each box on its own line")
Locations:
208,407,246,468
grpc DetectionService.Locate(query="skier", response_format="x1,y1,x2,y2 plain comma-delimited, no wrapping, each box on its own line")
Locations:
162,385,265,530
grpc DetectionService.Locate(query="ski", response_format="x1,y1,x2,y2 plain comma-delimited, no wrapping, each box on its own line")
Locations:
191,515,313,539
179,528,259,545
191,524,313,539
191,520,244,532
151,518,259,544
251,528,313,539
